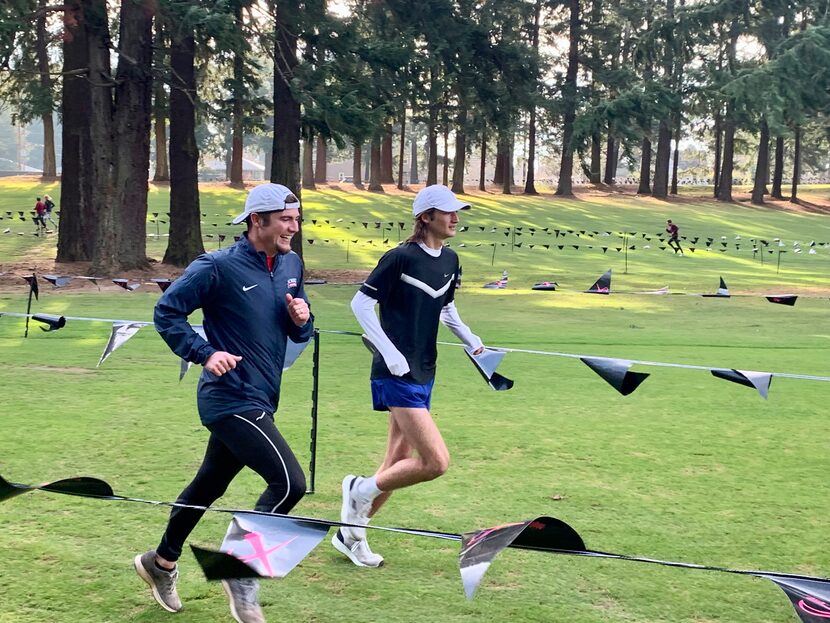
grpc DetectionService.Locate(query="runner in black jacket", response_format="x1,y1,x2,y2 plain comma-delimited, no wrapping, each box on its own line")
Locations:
134,184,312,623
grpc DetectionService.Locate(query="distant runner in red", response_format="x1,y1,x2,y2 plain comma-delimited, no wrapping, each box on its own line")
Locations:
666,219,684,255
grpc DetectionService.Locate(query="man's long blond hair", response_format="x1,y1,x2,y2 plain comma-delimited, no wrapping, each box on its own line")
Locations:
404,209,437,244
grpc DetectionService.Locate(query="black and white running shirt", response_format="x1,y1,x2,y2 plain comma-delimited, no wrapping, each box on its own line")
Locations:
360,242,460,383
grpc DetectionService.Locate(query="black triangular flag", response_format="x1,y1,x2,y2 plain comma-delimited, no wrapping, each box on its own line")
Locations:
580,357,649,396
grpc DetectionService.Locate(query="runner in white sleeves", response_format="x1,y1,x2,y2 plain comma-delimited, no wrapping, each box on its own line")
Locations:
332,185,485,567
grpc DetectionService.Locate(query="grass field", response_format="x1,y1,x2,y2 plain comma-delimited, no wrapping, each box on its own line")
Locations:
0,179,829,623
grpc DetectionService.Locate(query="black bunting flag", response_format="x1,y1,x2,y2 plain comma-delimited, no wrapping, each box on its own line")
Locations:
701,277,730,298
151,278,173,292
23,274,39,300
531,281,558,291
112,278,140,291
761,574,830,623
459,516,585,599
585,269,612,294
43,274,72,287
0,473,114,503
32,314,66,332
581,357,650,396
465,347,514,391
766,295,798,306
710,369,772,399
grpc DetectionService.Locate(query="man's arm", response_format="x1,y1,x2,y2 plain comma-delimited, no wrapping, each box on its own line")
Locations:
440,301,484,354
154,255,218,365
286,273,314,343
351,290,410,376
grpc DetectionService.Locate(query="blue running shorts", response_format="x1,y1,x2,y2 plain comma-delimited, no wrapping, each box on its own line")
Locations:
371,377,435,412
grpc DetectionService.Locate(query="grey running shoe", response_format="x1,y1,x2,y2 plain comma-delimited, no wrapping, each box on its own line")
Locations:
222,578,265,623
332,529,384,568
134,550,183,612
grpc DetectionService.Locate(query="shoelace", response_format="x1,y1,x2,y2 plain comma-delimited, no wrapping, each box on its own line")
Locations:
158,568,178,592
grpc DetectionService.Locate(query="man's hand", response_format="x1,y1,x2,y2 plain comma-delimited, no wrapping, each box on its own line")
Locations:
204,351,242,376
385,351,411,376
471,346,485,356
286,293,310,326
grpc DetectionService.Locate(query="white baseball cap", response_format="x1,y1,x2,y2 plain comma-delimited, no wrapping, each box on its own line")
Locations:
412,185,471,217
232,183,300,225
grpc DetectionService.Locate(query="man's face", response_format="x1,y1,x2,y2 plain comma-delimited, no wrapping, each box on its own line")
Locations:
425,210,460,240
254,208,301,254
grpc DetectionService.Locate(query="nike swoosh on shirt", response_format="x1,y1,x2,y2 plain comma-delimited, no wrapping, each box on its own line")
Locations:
400,273,453,298
242,284,259,292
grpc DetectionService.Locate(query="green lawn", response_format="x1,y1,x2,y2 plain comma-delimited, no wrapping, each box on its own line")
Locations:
0,179,828,623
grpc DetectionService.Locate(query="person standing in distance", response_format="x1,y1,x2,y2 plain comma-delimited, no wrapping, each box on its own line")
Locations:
333,185,485,567
666,219,684,255
134,183,312,623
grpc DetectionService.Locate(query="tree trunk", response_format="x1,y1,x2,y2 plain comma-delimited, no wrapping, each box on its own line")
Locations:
451,108,466,194
478,133,486,191
524,107,538,194
302,135,315,189
57,0,94,262
590,133,601,183
670,115,680,194
368,135,383,191
426,112,438,186
502,135,513,195
152,20,169,182
111,0,153,270
637,136,651,194
224,122,233,180
409,128,419,184
363,142,370,180
272,0,303,258
771,136,784,198
493,138,505,185
790,125,800,203
35,11,56,178
314,135,327,183
86,0,117,274
717,20,739,203
653,0,674,199
652,119,671,198
716,113,736,202
751,118,769,205
229,2,244,185
603,132,615,184
555,0,579,197
524,0,541,194
397,110,406,189
713,111,722,197
352,142,363,189
380,126,394,183
442,125,449,186
164,30,204,266
153,90,169,181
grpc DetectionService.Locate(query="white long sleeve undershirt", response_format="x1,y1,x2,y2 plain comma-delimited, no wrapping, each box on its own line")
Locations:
351,291,483,375
351,290,409,374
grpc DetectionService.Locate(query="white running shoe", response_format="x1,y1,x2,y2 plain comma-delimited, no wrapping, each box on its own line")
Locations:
331,529,384,568
339,475,373,541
